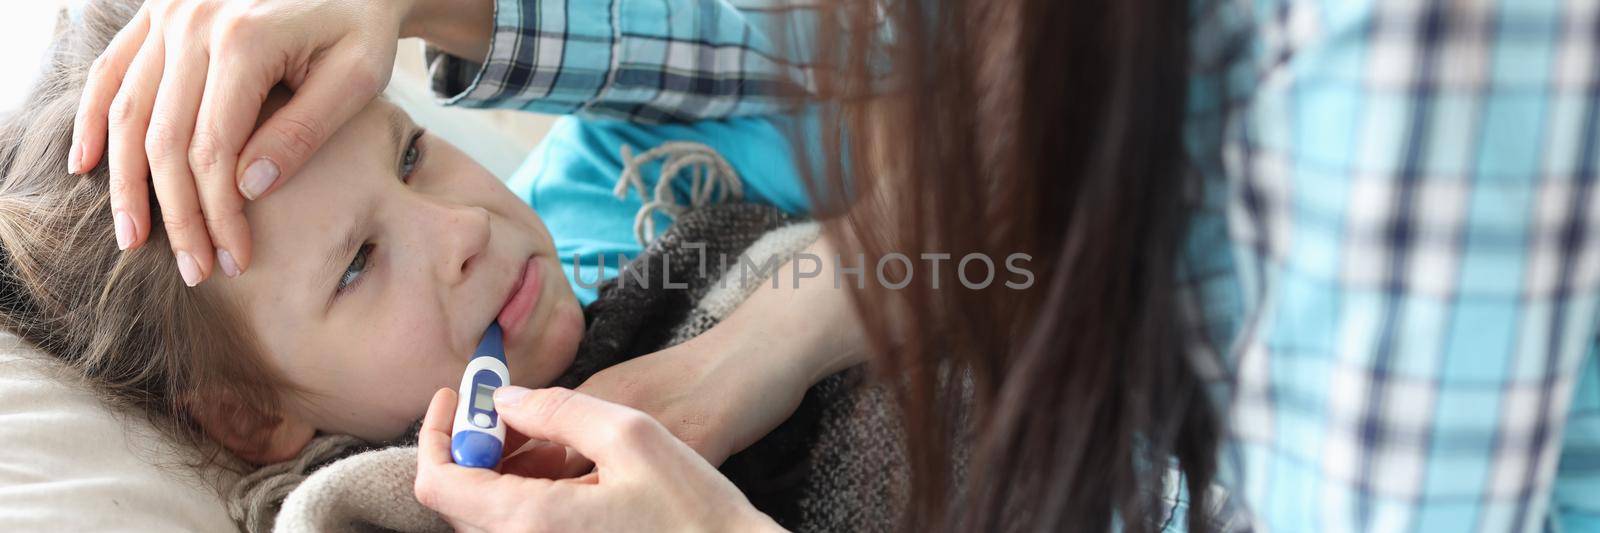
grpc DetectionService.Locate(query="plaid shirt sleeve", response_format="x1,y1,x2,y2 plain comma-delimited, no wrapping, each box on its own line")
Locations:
419,0,818,122
1208,0,1600,530
1557,356,1600,530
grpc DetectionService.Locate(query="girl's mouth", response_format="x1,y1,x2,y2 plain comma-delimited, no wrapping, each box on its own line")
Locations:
496,256,545,340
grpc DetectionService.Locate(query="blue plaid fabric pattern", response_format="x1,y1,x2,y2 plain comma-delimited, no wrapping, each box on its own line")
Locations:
1185,0,1600,531
423,0,1600,530
423,0,819,122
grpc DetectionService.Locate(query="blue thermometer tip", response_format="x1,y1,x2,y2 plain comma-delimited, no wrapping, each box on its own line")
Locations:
475,323,505,363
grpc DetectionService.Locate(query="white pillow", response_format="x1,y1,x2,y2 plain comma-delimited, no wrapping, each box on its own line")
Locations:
0,333,240,531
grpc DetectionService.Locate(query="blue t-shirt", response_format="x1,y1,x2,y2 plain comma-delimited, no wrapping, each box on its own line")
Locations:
507,110,822,305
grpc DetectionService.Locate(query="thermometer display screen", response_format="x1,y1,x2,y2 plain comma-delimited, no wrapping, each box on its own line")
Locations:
473,383,496,411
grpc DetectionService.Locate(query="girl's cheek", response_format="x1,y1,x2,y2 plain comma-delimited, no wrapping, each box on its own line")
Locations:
362,299,446,367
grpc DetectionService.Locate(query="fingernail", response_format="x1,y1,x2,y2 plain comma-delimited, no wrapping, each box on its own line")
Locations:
175,251,202,287
239,158,279,200
217,248,241,278
113,211,133,250
67,142,81,174
494,386,531,406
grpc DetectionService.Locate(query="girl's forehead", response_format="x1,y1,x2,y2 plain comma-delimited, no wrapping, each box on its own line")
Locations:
229,101,405,304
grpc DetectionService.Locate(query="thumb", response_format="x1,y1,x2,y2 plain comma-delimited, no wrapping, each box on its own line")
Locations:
493,387,667,472
498,441,574,479
234,50,388,200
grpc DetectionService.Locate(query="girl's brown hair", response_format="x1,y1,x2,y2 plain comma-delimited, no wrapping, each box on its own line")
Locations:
807,0,1220,531
0,0,294,466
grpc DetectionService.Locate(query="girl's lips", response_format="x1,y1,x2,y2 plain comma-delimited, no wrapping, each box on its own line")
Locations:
496,256,544,339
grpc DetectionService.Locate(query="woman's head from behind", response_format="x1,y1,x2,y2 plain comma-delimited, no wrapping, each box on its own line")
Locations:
0,0,583,466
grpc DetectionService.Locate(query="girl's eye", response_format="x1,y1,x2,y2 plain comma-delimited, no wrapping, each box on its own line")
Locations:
338,243,374,294
401,131,425,180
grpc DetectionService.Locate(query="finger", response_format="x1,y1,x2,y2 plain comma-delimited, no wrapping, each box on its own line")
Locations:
189,55,260,278
106,25,164,253
416,388,510,517
146,38,215,286
418,388,460,468
72,5,150,175
492,387,669,470
187,32,286,270
503,427,533,457
235,49,386,200
560,449,596,478
422,390,544,475
499,441,572,479
502,431,593,479
418,388,530,481
416,388,565,522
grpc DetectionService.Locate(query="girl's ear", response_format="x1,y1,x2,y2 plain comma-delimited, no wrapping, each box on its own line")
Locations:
186,391,315,465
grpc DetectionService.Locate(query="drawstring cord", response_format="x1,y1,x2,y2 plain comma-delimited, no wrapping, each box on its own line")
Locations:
614,142,744,246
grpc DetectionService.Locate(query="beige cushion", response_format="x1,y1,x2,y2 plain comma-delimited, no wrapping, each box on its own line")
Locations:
0,333,239,531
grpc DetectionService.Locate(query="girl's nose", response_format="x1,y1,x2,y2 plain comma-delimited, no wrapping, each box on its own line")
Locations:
421,201,491,286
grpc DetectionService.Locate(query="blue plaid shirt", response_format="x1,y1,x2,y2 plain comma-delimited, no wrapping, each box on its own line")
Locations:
422,0,1600,530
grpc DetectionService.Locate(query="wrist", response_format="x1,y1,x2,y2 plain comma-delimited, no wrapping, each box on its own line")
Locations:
708,248,870,386
690,316,814,397
667,329,809,461
395,0,428,38
399,0,495,62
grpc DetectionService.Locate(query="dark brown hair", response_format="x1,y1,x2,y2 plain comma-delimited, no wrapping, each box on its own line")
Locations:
805,0,1219,530
0,0,295,468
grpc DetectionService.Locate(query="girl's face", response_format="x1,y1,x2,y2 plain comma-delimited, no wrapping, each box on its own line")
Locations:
215,97,584,441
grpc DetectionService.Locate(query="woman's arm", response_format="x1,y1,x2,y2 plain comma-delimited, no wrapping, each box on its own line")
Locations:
403,0,494,64
572,234,870,465
404,0,823,121
704,234,873,386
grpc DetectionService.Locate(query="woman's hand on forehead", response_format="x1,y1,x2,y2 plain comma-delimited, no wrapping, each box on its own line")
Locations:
68,0,420,286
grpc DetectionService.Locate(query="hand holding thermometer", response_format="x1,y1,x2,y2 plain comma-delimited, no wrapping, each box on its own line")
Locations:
451,324,509,469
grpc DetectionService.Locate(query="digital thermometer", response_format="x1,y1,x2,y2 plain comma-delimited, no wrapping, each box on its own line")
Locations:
451,324,508,469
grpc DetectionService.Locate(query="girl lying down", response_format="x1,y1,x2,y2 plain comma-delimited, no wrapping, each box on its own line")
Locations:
0,0,922,531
